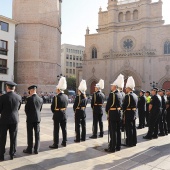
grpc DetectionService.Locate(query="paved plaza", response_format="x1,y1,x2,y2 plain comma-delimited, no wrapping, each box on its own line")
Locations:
0,104,170,170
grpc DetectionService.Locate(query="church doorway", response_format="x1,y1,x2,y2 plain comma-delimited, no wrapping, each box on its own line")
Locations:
90,81,97,94
162,81,170,90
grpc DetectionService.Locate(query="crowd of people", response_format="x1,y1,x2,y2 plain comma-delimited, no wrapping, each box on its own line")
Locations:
0,74,170,161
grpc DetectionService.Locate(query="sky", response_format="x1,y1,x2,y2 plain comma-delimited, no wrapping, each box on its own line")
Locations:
0,0,170,46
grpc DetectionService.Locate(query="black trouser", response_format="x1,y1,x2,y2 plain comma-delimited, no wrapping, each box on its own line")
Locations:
125,119,137,146
138,109,145,127
145,104,150,125
0,124,18,157
166,109,170,132
75,110,86,141
92,106,103,136
147,112,159,137
109,111,121,150
53,119,67,145
27,122,40,152
159,109,168,134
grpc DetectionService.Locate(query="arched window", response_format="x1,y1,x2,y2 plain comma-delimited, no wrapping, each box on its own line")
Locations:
126,11,131,21
118,12,123,22
92,47,97,59
164,41,170,54
133,10,138,20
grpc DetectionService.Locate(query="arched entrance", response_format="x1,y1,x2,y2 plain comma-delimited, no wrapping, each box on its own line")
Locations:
90,81,97,94
162,81,170,90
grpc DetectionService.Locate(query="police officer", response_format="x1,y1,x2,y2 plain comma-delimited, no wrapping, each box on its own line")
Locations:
166,89,170,133
143,87,161,139
0,82,22,161
73,80,88,142
137,90,146,129
122,76,138,147
23,85,43,154
158,89,168,136
89,79,105,139
49,77,68,149
105,76,123,152
145,91,151,127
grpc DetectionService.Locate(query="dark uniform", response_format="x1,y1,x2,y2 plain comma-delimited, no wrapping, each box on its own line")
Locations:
159,94,168,136
90,90,105,138
122,92,138,147
105,90,122,152
0,82,22,160
23,87,43,154
73,93,88,142
137,92,146,129
143,94,161,139
120,90,125,132
166,95,170,133
50,92,68,148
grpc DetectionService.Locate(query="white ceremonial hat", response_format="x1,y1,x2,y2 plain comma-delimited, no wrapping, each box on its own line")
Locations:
125,76,135,90
78,80,87,94
116,74,124,89
95,79,104,90
56,76,67,91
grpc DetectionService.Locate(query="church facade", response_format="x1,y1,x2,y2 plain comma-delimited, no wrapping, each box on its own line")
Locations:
79,0,170,95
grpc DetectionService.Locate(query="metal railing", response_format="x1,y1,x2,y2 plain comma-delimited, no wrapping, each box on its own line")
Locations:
117,0,140,5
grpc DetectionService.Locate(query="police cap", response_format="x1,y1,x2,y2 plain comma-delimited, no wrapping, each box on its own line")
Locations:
5,81,17,87
140,90,145,93
151,87,159,91
28,85,37,90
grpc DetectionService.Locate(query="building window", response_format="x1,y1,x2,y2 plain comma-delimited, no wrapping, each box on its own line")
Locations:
76,56,79,60
164,41,170,54
66,54,69,59
73,62,75,67
70,55,72,60
0,40,8,55
70,62,72,67
66,62,69,66
92,47,97,59
0,21,9,32
126,11,131,21
73,69,75,74
0,59,7,74
66,69,68,73
70,69,72,74
76,63,78,67
118,12,123,22
66,48,68,52
133,10,138,20
73,55,75,60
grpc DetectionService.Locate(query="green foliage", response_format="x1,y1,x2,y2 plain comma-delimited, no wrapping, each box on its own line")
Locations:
66,76,76,91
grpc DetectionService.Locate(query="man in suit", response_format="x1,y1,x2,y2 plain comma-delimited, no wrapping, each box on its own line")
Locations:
49,77,68,149
0,81,22,161
23,85,43,154
137,90,146,129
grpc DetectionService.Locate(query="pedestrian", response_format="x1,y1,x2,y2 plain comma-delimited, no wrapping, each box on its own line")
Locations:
89,79,105,139
0,82,22,161
145,91,151,126
73,80,88,142
166,89,170,133
105,75,123,152
143,87,161,139
122,76,138,147
137,90,146,129
23,85,43,154
49,77,68,149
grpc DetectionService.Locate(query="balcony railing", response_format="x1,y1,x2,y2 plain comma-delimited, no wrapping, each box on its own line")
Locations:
117,0,140,5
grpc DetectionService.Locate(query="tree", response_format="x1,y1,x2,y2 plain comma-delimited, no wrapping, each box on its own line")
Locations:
66,76,76,91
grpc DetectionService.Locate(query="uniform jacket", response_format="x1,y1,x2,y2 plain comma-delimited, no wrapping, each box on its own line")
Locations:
137,95,146,111
25,94,43,123
150,95,161,114
122,92,138,120
105,90,123,121
0,91,22,124
51,93,68,120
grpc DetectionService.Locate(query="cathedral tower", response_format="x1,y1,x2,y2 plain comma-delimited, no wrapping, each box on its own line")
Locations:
12,0,62,93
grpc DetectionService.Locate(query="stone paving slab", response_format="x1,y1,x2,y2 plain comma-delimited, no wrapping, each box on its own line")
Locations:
0,104,170,170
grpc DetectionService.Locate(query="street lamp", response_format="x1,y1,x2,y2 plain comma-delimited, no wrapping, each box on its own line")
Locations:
150,81,158,88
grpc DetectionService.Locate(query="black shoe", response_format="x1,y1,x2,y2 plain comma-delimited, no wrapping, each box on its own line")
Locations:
61,142,66,147
116,147,121,151
34,151,38,154
165,132,168,135
158,133,165,136
23,149,32,154
143,135,152,140
104,148,115,153
49,144,58,149
137,126,142,129
10,155,14,160
80,138,86,141
98,134,103,138
74,140,80,143
89,135,97,139
152,135,158,139
0,156,4,161
145,124,149,127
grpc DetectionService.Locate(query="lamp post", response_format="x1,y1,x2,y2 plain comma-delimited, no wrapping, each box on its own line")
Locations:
150,81,158,88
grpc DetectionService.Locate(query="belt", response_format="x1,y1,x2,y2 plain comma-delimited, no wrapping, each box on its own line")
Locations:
126,108,136,111
94,104,103,106
55,108,66,111
110,107,121,110
76,107,86,110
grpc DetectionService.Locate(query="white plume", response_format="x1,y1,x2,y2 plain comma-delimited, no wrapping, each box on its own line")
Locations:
56,76,67,90
116,74,124,89
125,76,135,90
78,80,87,94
